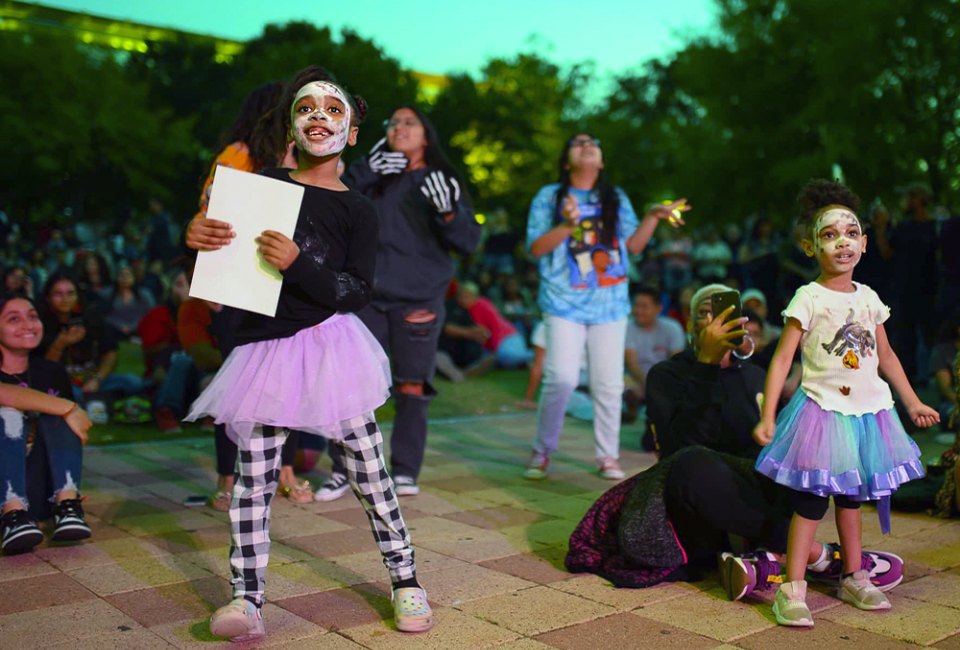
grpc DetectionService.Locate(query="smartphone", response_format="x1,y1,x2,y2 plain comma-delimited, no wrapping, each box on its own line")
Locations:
710,290,744,345
66,316,85,328
182,495,208,508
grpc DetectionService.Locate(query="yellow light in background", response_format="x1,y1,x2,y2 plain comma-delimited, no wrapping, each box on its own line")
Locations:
475,213,487,225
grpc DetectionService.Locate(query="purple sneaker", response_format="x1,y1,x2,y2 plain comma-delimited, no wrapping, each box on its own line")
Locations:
806,543,903,592
719,552,783,601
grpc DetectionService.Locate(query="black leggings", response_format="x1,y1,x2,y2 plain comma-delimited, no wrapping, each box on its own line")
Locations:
791,490,861,521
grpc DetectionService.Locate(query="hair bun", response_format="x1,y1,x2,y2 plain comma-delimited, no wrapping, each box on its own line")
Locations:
352,95,368,124
796,178,861,221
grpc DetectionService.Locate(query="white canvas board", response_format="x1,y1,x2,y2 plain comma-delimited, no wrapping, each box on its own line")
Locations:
189,166,303,316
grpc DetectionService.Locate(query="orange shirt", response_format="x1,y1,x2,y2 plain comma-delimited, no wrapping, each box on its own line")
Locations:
194,142,254,220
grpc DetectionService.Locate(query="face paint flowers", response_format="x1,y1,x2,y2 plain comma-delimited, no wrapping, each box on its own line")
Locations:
291,81,352,157
809,207,865,276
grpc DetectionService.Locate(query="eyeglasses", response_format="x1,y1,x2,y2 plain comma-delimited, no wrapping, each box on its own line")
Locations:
384,118,421,130
569,137,601,148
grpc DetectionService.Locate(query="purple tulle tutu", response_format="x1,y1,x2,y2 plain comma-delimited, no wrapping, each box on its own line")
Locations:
755,389,924,502
185,313,391,442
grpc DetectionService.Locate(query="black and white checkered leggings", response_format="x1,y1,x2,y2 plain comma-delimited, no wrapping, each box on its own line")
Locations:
228,415,415,606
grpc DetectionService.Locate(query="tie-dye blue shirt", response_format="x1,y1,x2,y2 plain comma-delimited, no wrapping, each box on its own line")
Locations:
526,183,639,324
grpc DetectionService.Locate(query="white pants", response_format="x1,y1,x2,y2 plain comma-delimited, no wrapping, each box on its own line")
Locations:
533,315,627,461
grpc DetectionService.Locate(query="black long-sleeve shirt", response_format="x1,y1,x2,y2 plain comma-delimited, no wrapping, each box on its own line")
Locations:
234,169,379,345
344,160,481,304
646,349,767,459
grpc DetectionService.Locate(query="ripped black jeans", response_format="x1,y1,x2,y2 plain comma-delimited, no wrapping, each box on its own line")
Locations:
329,297,444,480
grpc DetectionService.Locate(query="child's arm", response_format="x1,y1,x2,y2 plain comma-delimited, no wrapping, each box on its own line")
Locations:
0,384,91,443
875,323,940,428
753,318,804,445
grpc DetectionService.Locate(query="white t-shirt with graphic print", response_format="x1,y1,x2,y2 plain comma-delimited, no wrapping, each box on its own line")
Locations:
783,281,894,416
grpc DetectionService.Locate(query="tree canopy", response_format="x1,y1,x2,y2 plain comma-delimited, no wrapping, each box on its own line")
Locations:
3,1,958,227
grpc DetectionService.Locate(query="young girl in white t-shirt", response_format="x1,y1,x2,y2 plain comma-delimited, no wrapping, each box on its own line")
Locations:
753,179,939,627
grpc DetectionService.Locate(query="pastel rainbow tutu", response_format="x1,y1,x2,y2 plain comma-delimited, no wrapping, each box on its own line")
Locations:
185,313,391,442
755,389,924,502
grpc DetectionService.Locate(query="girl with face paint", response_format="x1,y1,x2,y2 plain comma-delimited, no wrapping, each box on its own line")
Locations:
185,80,318,514
184,67,432,641
751,179,938,627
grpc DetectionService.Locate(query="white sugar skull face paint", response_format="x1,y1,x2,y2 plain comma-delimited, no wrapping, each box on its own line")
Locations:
814,208,863,254
291,81,352,157
811,207,865,274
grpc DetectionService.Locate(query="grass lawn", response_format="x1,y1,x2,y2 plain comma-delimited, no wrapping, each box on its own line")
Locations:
90,342,531,445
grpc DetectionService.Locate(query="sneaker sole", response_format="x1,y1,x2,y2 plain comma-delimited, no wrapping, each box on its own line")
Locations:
2,528,44,554
599,471,625,480
772,600,814,627
314,484,351,502
395,486,420,496
718,553,753,601
52,524,92,542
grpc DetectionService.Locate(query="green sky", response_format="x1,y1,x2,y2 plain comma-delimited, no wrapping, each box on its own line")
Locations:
34,0,718,76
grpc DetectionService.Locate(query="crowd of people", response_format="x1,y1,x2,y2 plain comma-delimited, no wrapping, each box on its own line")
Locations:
0,64,958,641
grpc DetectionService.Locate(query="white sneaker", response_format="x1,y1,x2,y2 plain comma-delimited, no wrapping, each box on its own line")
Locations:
394,475,420,496
598,458,625,480
209,598,264,641
314,473,350,502
839,569,892,610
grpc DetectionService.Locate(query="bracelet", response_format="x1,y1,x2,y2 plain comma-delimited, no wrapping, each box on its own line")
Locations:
61,402,79,417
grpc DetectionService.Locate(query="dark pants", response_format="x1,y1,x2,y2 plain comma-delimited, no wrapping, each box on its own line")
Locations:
329,298,444,480
664,447,793,564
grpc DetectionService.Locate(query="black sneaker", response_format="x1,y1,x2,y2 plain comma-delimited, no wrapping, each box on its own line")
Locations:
1,509,44,554
52,498,92,542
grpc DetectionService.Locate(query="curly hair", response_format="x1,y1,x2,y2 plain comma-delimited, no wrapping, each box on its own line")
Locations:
795,178,862,234
223,81,288,171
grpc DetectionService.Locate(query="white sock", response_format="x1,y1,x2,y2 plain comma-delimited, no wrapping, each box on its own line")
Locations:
807,544,831,572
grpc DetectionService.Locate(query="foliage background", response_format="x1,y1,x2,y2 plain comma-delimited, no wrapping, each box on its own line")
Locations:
3,0,959,230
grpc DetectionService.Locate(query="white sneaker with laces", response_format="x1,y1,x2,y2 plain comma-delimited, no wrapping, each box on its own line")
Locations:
394,475,420,496
314,473,350,502
839,569,892,610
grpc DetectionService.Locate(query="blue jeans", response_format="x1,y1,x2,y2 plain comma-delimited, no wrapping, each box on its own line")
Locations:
71,373,148,404
154,351,197,415
0,408,83,511
495,333,534,368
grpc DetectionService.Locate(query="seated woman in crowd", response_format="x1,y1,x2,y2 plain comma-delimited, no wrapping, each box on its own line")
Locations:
37,271,145,413
0,293,93,554
104,264,156,340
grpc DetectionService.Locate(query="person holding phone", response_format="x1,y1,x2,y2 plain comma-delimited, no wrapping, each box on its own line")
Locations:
523,133,689,481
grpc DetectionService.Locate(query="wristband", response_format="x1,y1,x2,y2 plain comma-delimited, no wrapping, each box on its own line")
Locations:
61,402,79,417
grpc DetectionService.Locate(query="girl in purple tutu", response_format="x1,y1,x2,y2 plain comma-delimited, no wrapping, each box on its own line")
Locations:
752,179,939,627
184,67,432,641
